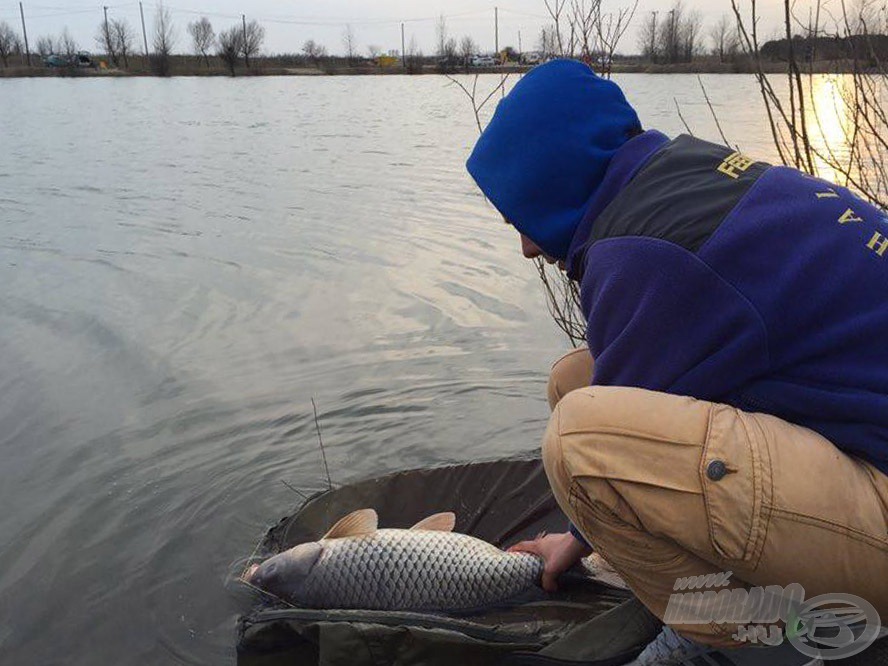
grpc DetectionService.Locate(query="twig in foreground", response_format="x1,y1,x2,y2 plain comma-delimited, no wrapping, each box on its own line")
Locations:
280,479,309,500
697,74,732,148
311,398,333,491
674,97,694,136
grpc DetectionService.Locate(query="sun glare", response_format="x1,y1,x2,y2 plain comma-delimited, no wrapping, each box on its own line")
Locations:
807,76,855,185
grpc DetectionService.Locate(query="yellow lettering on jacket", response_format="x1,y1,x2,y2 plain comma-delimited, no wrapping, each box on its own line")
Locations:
815,189,839,199
717,152,756,179
838,209,865,224
867,232,888,257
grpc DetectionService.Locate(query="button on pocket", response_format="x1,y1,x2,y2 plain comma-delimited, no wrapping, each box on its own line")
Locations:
700,407,771,565
706,459,728,481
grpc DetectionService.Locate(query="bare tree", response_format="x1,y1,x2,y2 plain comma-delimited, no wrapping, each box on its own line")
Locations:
0,21,19,67
436,18,458,73
112,19,135,69
217,25,242,75
96,16,118,66
710,14,730,62
680,8,704,62
568,0,597,62
302,39,326,68
436,14,450,57
241,18,264,68
188,16,214,69
661,4,680,63
367,44,382,59
638,11,658,62
541,0,636,70
596,0,638,76
543,0,568,56
151,4,175,76
846,0,881,35
60,27,78,61
35,35,56,57
341,24,356,65
443,38,458,59
405,35,423,74
653,1,701,64
538,25,558,60
459,35,477,71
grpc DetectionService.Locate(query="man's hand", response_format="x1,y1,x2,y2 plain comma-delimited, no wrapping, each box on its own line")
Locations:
508,531,593,592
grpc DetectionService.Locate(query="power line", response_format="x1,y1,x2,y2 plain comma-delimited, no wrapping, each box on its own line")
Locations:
498,8,550,20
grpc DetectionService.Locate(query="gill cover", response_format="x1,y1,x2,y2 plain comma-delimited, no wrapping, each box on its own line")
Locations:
248,541,323,596
466,59,641,261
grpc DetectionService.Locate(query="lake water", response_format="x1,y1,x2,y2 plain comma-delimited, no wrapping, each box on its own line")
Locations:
0,73,846,664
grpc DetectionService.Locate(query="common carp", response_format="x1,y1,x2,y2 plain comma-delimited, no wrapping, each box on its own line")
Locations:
244,508,544,612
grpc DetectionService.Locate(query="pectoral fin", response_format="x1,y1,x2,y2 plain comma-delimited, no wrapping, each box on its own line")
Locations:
322,509,378,539
410,512,456,532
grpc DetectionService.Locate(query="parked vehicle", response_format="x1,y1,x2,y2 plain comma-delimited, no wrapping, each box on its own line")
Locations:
471,54,496,67
43,51,95,69
43,54,67,67
521,51,544,65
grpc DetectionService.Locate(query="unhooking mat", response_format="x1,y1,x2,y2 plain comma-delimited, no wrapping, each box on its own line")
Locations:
235,456,888,666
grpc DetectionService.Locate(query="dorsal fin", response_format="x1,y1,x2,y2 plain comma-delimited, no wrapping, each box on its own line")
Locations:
322,509,378,539
410,512,456,532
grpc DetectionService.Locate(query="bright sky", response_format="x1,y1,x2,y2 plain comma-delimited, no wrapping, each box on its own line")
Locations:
0,1,792,57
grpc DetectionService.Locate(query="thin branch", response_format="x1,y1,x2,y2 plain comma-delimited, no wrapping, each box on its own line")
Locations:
674,98,694,136
280,479,309,500
311,398,333,491
445,74,510,135
697,75,731,147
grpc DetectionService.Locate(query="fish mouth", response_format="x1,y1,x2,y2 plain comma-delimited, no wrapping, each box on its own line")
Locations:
244,564,259,583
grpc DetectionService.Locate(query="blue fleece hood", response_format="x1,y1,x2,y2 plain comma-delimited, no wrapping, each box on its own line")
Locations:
466,60,641,260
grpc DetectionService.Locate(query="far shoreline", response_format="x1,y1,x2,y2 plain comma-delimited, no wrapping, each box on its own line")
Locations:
0,59,861,79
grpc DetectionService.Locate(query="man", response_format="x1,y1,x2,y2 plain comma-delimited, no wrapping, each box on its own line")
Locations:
466,59,888,664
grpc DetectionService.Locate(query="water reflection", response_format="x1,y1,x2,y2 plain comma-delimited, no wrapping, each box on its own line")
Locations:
807,75,855,185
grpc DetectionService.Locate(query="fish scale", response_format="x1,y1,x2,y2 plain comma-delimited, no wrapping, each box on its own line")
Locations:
299,529,543,611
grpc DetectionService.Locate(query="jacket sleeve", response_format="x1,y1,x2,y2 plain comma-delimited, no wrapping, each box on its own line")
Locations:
580,237,770,400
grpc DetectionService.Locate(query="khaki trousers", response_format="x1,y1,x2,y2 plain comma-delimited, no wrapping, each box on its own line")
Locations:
545,348,888,646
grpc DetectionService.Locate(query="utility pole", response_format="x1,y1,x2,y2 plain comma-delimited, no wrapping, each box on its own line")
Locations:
19,2,30,66
401,22,405,68
518,29,522,57
668,8,676,64
649,11,658,63
139,1,149,68
242,14,249,68
103,5,109,60
494,6,499,57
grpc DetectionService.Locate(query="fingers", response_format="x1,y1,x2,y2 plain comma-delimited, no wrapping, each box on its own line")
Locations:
541,570,559,593
507,540,541,555
508,540,560,592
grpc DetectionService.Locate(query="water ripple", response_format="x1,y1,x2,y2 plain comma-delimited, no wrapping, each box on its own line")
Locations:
0,73,797,665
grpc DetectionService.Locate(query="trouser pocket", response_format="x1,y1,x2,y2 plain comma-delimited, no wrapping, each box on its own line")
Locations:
568,481,689,570
700,405,771,566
